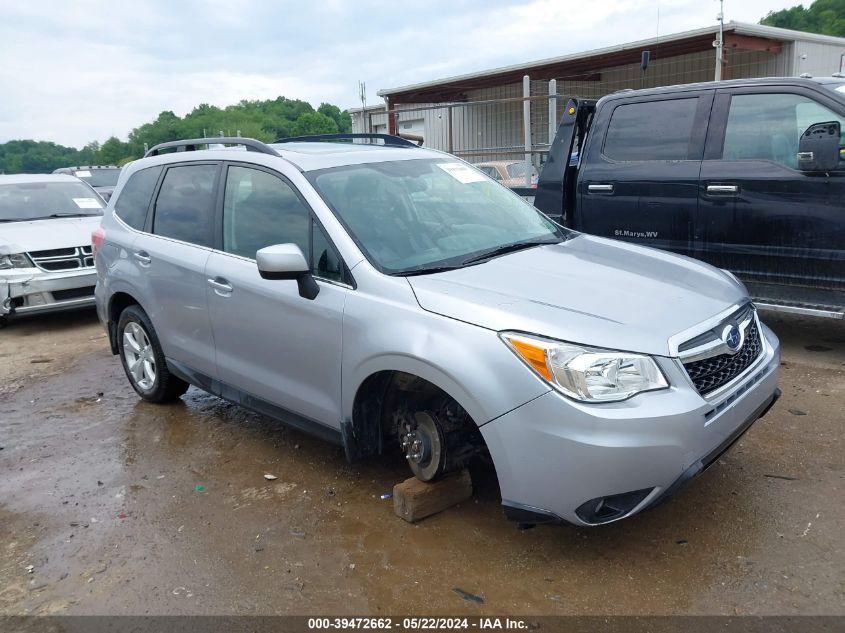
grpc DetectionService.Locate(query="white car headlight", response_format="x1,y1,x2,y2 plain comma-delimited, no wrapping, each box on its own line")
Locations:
0,253,32,270
501,332,668,403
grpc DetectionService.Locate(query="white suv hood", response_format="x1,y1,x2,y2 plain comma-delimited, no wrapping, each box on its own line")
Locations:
407,235,747,357
0,216,102,254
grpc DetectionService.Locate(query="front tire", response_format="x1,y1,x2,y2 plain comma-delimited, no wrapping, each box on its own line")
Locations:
117,305,188,403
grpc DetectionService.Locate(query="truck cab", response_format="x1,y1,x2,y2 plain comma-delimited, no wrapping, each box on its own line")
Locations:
535,77,845,319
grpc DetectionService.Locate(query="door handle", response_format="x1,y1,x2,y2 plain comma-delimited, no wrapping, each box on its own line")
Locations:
587,184,614,193
207,277,233,295
133,251,151,265
706,184,739,195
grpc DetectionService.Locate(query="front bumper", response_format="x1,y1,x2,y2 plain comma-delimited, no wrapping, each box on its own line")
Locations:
481,323,781,526
1,268,97,317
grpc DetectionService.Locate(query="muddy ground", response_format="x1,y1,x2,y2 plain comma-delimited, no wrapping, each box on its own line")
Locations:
0,309,843,616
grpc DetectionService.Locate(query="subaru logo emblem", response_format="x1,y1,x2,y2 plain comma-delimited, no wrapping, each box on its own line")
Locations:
722,324,742,351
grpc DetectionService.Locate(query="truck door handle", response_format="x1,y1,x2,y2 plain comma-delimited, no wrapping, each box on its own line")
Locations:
207,277,233,296
587,184,614,193
706,184,739,195
133,251,151,265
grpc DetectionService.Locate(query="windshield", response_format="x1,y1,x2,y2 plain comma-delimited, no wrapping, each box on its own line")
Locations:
308,158,566,274
0,182,104,222
74,168,120,188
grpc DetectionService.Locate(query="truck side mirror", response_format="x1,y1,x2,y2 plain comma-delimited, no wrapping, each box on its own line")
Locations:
797,121,841,172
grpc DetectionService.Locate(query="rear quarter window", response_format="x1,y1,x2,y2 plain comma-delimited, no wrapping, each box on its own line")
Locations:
603,98,699,161
114,166,163,230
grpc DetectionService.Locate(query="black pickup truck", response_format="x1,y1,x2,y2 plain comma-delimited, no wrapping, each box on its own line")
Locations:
532,76,845,319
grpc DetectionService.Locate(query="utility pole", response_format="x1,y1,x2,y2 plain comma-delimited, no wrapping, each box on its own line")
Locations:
713,0,724,81
358,80,367,132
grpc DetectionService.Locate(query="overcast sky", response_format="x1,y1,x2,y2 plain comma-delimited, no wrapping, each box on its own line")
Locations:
0,0,800,147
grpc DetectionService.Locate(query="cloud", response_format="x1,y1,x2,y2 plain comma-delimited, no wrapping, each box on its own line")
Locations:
0,0,801,147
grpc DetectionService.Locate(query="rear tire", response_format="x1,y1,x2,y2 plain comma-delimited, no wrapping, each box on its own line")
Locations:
117,305,188,403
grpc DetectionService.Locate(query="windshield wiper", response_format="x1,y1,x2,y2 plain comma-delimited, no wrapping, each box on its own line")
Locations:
460,238,562,266
394,264,465,277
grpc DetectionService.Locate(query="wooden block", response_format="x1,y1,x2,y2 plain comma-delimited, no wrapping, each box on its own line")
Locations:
392,469,472,523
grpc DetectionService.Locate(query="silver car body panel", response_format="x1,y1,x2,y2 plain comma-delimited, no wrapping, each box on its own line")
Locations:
205,249,347,428
96,144,780,525
407,235,748,357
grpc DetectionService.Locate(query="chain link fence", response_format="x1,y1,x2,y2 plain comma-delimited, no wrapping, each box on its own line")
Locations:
353,47,797,186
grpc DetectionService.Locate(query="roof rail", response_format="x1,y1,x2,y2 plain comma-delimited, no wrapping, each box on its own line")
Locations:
274,133,419,148
144,137,279,158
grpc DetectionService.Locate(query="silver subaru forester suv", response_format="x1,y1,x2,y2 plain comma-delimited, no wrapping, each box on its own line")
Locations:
94,135,781,526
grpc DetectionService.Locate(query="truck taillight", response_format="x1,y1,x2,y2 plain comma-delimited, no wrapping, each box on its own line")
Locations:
91,227,105,256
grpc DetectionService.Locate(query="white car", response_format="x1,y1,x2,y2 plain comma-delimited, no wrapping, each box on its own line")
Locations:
0,174,104,327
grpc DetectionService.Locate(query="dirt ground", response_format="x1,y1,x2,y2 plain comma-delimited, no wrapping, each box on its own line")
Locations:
0,308,843,616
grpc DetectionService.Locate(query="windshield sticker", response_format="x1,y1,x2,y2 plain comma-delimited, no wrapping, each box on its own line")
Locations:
73,197,103,209
74,170,92,178
437,162,486,184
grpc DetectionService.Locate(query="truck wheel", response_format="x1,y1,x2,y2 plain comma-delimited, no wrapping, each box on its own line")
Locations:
117,305,188,403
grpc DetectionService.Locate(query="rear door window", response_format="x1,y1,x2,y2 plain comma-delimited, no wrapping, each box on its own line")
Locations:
152,164,218,247
114,166,162,230
603,98,699,161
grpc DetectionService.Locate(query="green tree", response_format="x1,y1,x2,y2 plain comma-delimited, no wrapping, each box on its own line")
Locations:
100,136,128,165
290,112,339,137
318,103,353,133
1,95,351,173
761,0,845,36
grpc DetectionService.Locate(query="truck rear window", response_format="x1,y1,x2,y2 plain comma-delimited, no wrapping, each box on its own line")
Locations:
603,98,698,161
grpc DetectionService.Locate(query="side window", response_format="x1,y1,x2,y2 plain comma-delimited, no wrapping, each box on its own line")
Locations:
603,98,699,161
311,219,344,283
114,166,162,230
152,164,217,247
223,165,310,259
722,93,845,169
479,166,500,180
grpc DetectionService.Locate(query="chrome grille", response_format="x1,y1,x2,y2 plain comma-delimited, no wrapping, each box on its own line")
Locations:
682,320,763,396
28,245,94,272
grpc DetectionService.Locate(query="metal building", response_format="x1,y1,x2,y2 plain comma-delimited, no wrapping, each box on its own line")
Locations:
351,21,845,167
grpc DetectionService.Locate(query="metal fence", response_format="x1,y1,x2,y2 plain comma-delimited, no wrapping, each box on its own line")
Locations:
354,47,798,186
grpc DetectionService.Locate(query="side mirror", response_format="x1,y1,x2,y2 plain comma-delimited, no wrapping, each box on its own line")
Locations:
256,243,319,300
798,121,841,172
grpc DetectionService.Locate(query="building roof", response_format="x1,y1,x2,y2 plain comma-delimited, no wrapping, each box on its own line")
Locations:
378,21,845,102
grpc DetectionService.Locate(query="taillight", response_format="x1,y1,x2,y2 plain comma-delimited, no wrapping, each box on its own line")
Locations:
92,227,105,256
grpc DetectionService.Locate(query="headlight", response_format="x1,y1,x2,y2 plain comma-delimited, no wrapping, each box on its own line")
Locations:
501,332,668,402
0,253,32,270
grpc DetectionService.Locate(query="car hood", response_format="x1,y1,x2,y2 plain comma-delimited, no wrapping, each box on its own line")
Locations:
0,216,103,254
407,234,746,357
